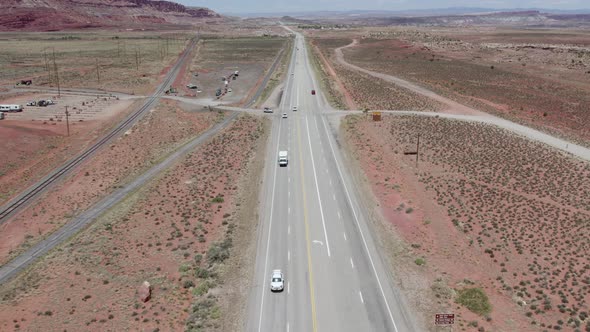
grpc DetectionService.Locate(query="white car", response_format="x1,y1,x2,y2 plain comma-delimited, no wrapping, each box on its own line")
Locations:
292,106,297,111
263,107,273,113
270,270,284,292
282,113,288,119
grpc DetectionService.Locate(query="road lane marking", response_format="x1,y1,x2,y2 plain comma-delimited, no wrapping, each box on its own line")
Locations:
296,119,319,332
257,120,282,332
317,114,400,332
288,224,291,235
287,322,290,332
288,251,291,261
329,179,332,186
333,194,336,201
359,291,364,303
288,282,290,294
343,232,347,241
350,258,355,269
288,207,291,214
338,211,342,219
304,116,331,257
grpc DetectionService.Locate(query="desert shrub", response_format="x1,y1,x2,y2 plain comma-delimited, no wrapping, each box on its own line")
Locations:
193,281,211,297
183,280,195,289
211,196,224,203
456,287,492,316
207,238,232,265
415,258,426,266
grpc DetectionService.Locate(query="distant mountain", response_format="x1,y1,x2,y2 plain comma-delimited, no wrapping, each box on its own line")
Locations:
231,7,590,18
0,0,222,31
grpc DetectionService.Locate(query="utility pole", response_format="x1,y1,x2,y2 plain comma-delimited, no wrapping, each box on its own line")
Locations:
96,58,100,84
416,133,420,168
52,48,61,97
65,106,70,137
135,47,140,71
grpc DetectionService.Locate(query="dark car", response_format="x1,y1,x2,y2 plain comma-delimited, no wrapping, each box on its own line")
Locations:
311,89,316,95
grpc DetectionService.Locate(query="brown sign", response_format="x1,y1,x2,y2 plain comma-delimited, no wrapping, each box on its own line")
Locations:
435,313,455,325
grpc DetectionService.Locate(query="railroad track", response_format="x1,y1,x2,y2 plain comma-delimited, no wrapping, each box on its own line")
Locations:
0,38,198,224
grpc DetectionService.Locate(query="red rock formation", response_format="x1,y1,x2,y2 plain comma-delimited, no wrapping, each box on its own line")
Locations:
0,0,222,31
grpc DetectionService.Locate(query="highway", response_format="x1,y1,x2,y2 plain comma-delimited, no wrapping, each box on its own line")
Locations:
246,32,418,331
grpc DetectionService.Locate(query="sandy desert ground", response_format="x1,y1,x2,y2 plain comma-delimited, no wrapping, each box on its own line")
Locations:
0,114,268,331
308,27,590,147
342,113,589,331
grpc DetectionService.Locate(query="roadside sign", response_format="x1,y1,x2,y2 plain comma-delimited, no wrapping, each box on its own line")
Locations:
435,313,455,325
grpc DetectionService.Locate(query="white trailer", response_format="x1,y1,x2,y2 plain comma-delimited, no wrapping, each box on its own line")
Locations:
0,105,23,112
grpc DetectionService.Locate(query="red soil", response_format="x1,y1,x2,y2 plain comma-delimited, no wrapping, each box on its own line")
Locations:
344,114,590,331
0,101,218,266
0,114,264,331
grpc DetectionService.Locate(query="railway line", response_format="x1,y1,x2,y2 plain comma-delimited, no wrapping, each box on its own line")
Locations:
0,38,198,224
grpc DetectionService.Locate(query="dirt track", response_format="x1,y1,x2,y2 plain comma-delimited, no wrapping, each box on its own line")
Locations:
332,42,590,162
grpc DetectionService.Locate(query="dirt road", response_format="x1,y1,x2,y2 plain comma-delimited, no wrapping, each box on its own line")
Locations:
333,41,590,162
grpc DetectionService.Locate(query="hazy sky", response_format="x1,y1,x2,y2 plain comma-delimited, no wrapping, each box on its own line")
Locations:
176,0,590,14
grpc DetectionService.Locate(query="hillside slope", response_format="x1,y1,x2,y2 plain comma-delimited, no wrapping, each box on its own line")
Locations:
1,0,222,31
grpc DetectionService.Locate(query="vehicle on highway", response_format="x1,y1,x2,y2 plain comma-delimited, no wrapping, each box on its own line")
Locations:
278,151,288,167
282,113,287,119
270,270,284,292
292,106,297,111
0,104,23,112
311,89,316,95
263,107,273,113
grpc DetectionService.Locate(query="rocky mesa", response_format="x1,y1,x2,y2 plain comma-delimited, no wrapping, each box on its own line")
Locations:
0,0,222,31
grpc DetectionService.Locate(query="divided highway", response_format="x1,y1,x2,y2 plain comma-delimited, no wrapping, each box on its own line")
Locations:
246,32,418,331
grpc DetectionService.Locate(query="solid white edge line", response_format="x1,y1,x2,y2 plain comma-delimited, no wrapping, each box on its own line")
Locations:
257,120,282,332
305,116,331,257
350,257,354,269
257,39,297,331
343,232,347,241
288,282,290,294
359,291,364,304
317,111,400,332
288,251,291,262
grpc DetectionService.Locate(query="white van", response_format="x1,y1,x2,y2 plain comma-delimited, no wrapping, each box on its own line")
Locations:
278,151,288,167
0,105,23,112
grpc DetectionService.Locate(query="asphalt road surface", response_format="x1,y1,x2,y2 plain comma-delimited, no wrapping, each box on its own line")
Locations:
246,32,418,332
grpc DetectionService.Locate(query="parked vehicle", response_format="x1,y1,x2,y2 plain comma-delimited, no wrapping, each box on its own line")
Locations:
311,89,316,95
263,107,273,113
26,101,37,106
234,70,239,77
0,104,23,112
186,84,197,89
17,80,32,86
0,112,4,120
215,89,222,97
37,99,54,107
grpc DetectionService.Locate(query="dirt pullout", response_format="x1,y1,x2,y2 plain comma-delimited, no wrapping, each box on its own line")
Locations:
311,37,445,112
0,101,220,266
342,114,589,331
187,37,287,106
0,96,138,205
0,114,267,332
